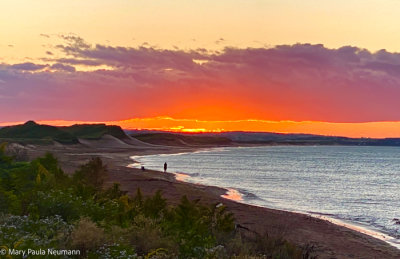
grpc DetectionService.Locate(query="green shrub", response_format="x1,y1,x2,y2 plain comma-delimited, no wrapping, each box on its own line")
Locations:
28,188,121,223
165,196,216,258
143,190,167,219
101,183,127,200
73,157,107,192
130,215,176,256
28,189,87,221
0,188,21,214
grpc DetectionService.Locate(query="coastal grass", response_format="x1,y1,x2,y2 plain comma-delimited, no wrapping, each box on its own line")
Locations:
0,143,315,258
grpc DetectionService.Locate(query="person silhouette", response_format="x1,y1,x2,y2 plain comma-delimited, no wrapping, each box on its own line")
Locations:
164,162,167,172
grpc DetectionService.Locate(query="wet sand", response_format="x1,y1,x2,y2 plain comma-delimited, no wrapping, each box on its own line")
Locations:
28,142,400,259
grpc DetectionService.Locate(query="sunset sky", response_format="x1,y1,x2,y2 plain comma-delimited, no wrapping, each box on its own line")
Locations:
2,0,400,137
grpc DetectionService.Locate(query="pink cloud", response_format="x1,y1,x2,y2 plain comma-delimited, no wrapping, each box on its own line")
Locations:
1,39,400,123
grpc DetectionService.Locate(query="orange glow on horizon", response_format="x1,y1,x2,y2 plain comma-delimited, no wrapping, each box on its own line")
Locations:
3,117,400,138
167,126,224,133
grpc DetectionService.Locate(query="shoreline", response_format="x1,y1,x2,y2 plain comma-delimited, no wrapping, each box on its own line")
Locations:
133,161,400,250
28,143,400,258
129,147,400,254
310,214,400,248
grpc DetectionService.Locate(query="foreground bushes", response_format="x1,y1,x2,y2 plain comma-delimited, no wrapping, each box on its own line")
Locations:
0,215,73,253
0,144,313,258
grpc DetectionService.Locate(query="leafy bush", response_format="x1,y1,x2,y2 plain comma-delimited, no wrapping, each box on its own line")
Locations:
73,157,107,192
0,188,21,214
129,215,176,256
28,188,120,223
143,190,167,219
162,196,235,258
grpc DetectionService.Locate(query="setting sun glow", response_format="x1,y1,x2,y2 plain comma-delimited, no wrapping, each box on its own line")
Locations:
3,117,400,138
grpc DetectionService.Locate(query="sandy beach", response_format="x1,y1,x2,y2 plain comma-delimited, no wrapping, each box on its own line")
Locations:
27,141,400,259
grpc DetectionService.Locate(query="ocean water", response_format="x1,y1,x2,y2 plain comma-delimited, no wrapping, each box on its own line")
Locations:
131,146,400,245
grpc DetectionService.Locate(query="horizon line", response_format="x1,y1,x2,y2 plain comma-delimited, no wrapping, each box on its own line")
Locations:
3,117,400,139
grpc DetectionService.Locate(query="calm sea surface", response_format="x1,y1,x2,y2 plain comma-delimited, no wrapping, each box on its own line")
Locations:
131,146,400,244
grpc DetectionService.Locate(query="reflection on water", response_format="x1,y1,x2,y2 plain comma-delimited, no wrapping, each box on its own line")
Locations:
174,172,190,181
171,172,243,201
221,188,243,201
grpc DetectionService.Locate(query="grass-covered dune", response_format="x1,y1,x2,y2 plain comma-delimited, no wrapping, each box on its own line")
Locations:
0,121,78,144
0,121,129,145
62,124,128,140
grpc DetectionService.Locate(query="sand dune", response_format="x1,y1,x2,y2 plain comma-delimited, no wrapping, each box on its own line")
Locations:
78,135,134,149
122,135,163,147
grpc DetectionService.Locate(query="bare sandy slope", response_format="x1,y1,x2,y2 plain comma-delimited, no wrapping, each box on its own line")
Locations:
26,142,400,259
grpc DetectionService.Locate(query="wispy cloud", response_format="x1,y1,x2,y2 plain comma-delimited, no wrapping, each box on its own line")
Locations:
50,63,76,72
10,62,47,71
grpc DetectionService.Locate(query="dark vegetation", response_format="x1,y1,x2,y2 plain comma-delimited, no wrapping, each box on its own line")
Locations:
132,133,232,146
0,121,128,145
0,121,78,144
0,143,314,258
218,132,400,146
3,121,400,147
62,124,128,140
131,130,400,147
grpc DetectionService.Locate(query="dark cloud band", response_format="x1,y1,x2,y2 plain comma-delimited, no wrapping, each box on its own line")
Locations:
1,38,400,123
